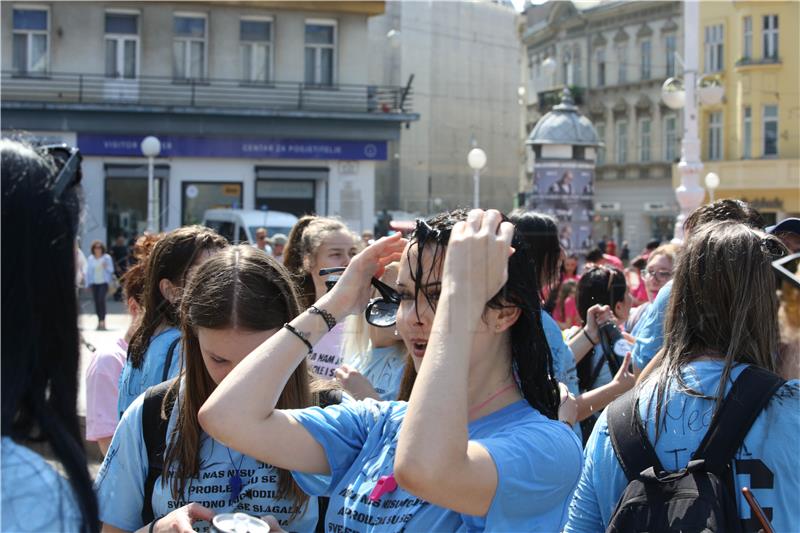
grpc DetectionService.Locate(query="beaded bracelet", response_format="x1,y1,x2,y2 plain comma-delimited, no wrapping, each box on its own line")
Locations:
284,323,313,353
309,305,336,331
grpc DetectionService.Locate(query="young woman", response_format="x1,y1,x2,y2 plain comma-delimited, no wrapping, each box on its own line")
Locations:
118,226,227,415
552,280,580,330
85,233,160,455
96,246,320,533
626,244,678,332
561,253,581,283
337,263,407,401
199,209,583,531
565,221,800,532
283,215,358,378
86,240,115,330
2,140,98,531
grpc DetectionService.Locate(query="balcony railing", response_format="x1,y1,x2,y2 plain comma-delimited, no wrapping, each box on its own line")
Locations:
1,71,414,115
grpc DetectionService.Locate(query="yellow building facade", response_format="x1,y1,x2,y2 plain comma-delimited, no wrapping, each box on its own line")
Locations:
675,1,800,224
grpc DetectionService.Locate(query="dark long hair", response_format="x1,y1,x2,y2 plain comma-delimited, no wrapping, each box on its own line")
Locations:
165,246,313,511
127,226,227,368
508,209,562,300
575,265,627,391
1,140,99,532
408,209,560,419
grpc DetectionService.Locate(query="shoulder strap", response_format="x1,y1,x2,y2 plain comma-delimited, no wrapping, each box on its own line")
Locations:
141,379,179,525
161,337,181,383
694,365,785,473
607,389,666,481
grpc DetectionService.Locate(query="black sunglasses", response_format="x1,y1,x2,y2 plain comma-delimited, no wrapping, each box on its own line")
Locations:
38,144,83,197
319,267,401,327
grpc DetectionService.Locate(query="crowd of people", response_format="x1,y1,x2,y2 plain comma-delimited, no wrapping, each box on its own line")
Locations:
2,138,799,533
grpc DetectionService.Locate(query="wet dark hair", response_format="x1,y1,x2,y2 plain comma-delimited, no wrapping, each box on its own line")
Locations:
508,209,562,298
630,255,648,270
586,248,604,263
1,140,99,532
127,226,227,368
683,198,764,236
408,209,560,419
575,265,627,391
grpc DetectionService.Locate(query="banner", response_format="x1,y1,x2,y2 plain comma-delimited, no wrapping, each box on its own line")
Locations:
526,161,595,255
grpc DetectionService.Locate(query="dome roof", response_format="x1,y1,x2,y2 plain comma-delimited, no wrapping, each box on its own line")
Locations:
526,89,600,147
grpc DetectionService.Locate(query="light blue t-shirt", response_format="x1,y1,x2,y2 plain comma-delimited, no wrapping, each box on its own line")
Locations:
287,398,583,532
352,344,406,401
630,280,672,371
564,361,800,533
1,437,83,532
542,310,579,397
118,327,182,415
97,385,318,533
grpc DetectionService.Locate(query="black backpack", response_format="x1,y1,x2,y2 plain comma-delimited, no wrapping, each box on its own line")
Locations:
141,378,180,525
606,366,784,533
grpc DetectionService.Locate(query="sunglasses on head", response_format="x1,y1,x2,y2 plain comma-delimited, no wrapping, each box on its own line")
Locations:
319,267,400,327
37,144,83,198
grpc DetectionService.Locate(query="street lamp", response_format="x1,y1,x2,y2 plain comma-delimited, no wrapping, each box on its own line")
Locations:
705,172,720,203
140,136,161,233
660,0,724,243
467,147,487,209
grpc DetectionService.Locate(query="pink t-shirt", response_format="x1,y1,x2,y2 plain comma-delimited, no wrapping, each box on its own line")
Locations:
85,338,127,441
553,296,580,329
307,323,345,379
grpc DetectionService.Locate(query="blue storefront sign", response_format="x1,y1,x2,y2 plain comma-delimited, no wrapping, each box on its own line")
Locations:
77,133,387,161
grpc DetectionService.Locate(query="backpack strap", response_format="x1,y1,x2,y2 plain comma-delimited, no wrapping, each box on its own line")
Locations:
161,337,181,383
607,389,666,481
694,365,785,473
141,378,179,526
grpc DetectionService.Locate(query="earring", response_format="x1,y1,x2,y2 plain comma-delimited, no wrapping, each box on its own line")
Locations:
393,329,399,336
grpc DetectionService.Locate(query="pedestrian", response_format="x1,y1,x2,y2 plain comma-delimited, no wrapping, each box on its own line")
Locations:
117,226,227,415
767,217,800,253
253,227,273,254
110,234,129,301
270,232,287,262
626,244,678,332
552,280,580,330
2,139,98,532
564,221,799,532
85,233,159,456
337,263,407,401
631,199,765,373
200,209,584,531
561,253,581,283
86,240,115,331
283,215,358,378
96,245,322,533
625,255,648,306
620,240,630,263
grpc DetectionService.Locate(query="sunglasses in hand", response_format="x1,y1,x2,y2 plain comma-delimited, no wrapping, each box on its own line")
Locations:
319,267,400,327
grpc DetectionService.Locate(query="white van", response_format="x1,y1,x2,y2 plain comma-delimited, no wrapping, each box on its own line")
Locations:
202,209,298,244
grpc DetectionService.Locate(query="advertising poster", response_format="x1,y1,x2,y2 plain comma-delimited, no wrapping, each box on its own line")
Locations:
526,162,595,255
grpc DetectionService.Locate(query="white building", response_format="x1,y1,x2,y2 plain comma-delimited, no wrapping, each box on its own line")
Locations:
2,1,417,250
368,0,522,214
522,1,683,254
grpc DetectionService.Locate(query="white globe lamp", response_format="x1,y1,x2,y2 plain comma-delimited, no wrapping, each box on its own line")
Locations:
704,172,720,203
661,78,686,110
467,147,487,209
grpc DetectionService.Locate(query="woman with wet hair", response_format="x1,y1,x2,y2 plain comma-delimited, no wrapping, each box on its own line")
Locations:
2,139,98,532
565,221,799,532
118,226,227,414
96,246,320,533
200,208,583,531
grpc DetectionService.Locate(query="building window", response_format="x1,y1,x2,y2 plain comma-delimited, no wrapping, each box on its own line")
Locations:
664,115,678,161
105,12,138,79
639,118,651,162
616,120,628,164
616,44,627,84
743,106,752,159
596,48,606,86
572,47,582,85
304,20,336,86
173,14,207,79
763,15,778,60
596,123,606,165
562,52,570,85
12,8,49,74
743,16,752,60
704,24,724,72
665,35,676,77
240,18,272,83
708,111,722,160
640,40,651,80
763,105,778,156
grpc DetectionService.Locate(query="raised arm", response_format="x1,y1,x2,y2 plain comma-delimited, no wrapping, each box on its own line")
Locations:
395,209,515,516
198,234,406,474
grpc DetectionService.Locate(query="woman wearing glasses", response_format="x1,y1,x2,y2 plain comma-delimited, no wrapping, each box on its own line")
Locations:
199,208,583,532
2,140,98,532
626,244,678,332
